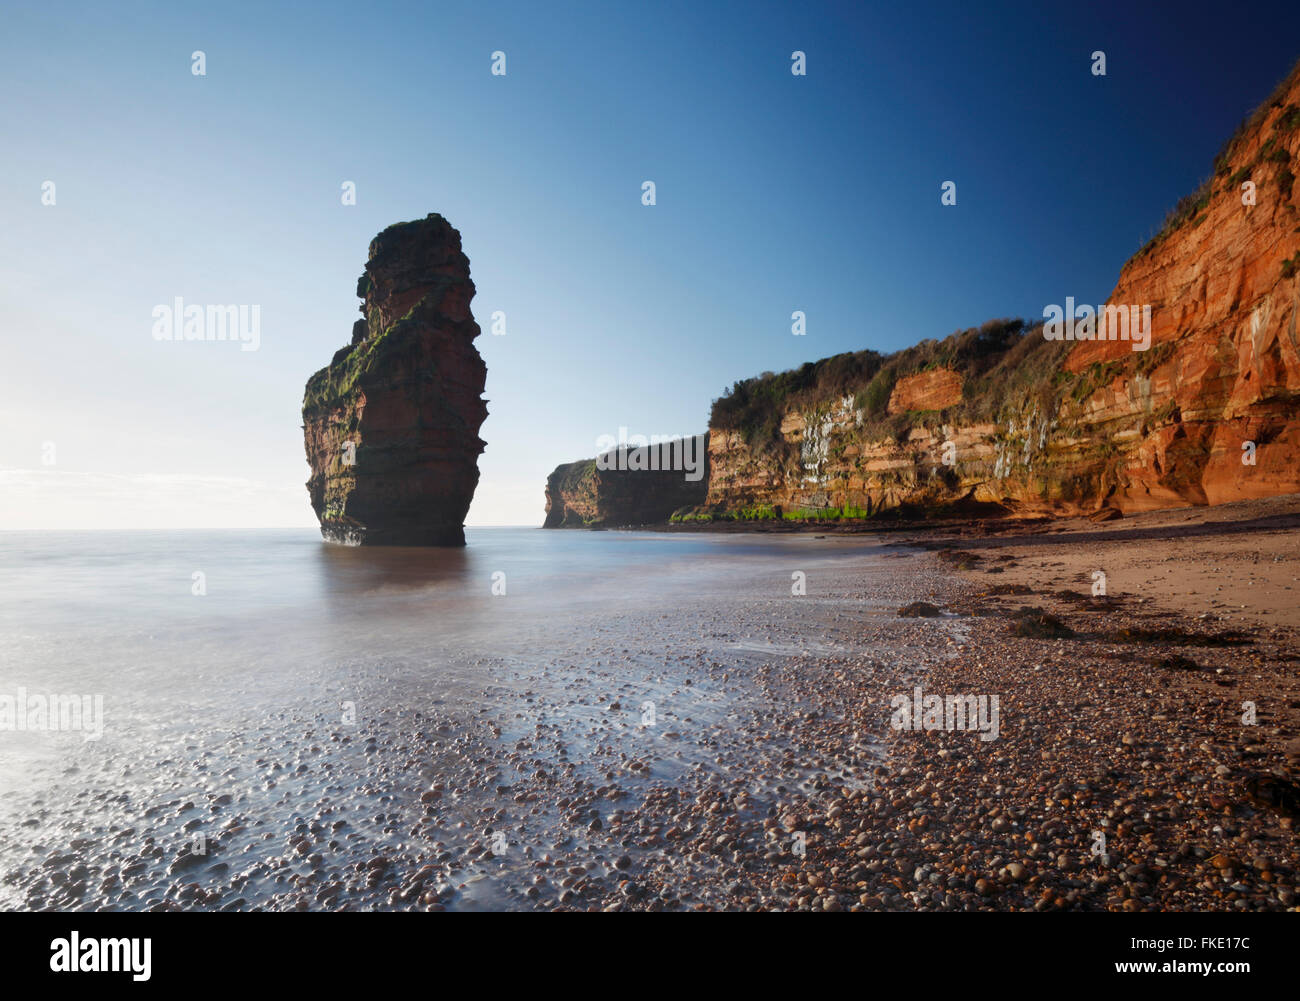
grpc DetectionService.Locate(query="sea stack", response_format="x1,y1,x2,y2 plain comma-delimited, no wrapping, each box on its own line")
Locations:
302,214,488,546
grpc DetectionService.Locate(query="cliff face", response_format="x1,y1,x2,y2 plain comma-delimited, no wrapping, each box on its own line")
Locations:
544,442,709,527
302,214,488,546
888,369,963,414
1058,75,1300,510
691,62,1300,523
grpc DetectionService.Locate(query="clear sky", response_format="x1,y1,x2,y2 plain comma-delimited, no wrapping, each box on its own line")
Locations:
2,0,1298,529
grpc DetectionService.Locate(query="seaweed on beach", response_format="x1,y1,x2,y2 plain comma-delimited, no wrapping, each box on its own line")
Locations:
1151,654,1201,671
984,583,1034,596
1008,606,1076,639
898,601,943,617
1051,590,1121,612
1242,773,1300,818
935,549,982,571
1109,626,1253,647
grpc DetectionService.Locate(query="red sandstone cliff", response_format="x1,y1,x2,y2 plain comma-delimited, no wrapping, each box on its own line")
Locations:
685,59,1300,523
1058,73,1300,509
302,214,488,545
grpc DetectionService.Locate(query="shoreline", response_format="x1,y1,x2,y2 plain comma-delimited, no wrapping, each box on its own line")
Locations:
554,491,1300,549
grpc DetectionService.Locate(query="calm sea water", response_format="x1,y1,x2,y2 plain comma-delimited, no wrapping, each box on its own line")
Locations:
0,527,935,909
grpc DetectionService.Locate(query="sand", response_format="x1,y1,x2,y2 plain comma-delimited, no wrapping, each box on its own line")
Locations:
897,493,1300,630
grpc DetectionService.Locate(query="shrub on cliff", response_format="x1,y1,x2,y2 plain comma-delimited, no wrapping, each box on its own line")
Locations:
707,317,1053,455
709,349,885,452
855,369,894,416
1141,57,1300,260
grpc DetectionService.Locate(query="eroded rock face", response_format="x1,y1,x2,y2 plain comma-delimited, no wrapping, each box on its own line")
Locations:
302,214,488,545
888,369,963,414
544,442,709,527
1056,70,1300,510
693,60,1300,521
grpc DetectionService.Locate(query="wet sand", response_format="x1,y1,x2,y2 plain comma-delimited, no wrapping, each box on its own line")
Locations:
2,534,955,911
897,493,1300,629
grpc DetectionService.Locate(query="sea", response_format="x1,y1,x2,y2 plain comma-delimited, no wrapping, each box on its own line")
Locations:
0,527,953,909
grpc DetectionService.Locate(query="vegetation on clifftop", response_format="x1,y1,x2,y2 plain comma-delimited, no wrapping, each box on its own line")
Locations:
1134,57,1300,261
708,318,1072,459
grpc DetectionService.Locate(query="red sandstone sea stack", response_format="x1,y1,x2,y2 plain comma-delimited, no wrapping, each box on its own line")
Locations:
302,214,488,546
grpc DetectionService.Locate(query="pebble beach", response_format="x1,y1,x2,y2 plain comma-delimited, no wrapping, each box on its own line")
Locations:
1,510,1297,912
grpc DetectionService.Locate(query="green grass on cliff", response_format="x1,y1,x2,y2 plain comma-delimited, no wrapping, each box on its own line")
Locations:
549,459,598,491
855,368,895,417
670,504,779,522
782,504,872,521
669,504,873,524
1136,58,1300,261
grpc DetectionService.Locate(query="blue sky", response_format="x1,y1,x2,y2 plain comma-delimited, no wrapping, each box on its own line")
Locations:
2,0,1298,527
